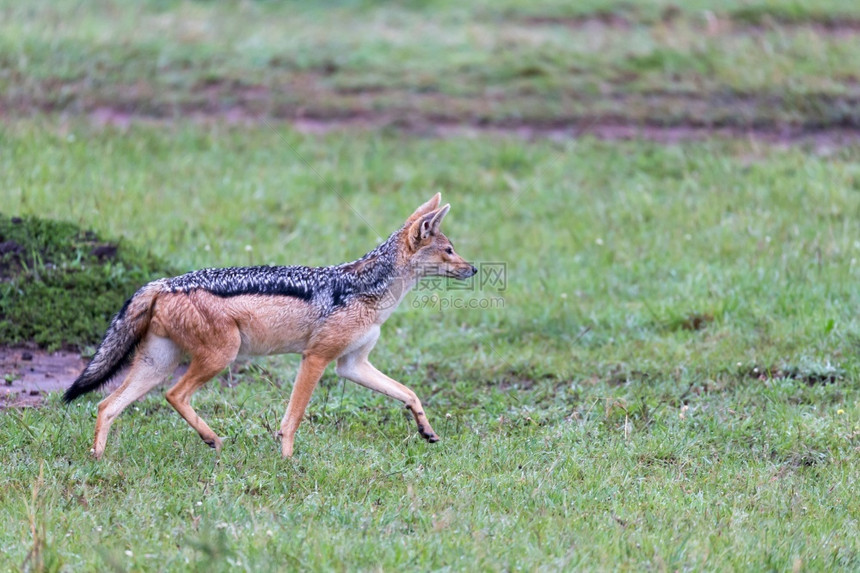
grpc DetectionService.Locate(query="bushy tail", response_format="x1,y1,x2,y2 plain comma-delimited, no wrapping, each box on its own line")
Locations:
63,282,162,403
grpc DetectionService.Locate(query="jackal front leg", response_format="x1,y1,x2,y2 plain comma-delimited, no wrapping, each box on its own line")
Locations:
279,354,329,458
336,353,439,443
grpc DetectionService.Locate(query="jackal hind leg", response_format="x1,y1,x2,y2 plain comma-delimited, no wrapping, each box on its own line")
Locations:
92,335,182,459
165,334,240,451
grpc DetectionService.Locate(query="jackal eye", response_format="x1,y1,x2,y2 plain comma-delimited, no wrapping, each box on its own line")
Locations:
445,246,454,255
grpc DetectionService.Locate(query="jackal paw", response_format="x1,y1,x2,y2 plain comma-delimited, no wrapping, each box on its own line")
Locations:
417,426,440,443
202,436,223,451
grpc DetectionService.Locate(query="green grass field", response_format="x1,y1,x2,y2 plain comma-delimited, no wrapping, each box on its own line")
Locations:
2,0,860,128
2,1,860,571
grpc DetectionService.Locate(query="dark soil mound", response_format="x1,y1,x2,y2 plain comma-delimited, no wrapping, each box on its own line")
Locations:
0,215,175,350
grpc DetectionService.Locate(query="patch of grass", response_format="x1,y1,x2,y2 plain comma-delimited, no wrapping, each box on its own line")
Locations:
3,121,860,374
0,120,859,568
0,214,174,350
729,3,860,26
489,0,860,21
1,0,860,128
1,374,858,571
2,0,860,568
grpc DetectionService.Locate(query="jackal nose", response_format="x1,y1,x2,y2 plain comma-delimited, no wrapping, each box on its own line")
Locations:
469,265,477,276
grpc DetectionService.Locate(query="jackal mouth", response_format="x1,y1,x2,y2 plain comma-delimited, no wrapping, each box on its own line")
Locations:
449,264,478,280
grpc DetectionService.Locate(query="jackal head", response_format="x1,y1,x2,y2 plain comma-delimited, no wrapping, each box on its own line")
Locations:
404,193,477,280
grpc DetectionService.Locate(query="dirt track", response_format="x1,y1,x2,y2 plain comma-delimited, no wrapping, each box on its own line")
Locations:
68,106,860,149
4,73,860,147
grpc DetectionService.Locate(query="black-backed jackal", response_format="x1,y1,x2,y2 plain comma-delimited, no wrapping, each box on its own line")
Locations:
64,194,476,459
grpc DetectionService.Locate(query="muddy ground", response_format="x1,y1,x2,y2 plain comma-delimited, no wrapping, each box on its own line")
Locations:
79,107,860,150
0,346,193,408
0,346,86,407
4,72,860,148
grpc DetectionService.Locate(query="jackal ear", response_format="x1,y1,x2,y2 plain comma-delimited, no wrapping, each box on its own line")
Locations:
412,203,450,244
405,192,442,225
429,203,450,233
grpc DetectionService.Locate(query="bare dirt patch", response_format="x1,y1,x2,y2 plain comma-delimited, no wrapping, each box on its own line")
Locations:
289,117,860,154
0,346,194,408
80,87,860,148
0,346,85,407
0,345,267,408
73,107,860,150
5,73,860,147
